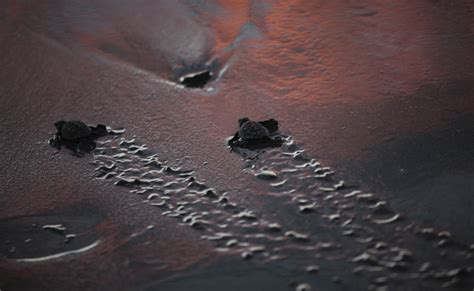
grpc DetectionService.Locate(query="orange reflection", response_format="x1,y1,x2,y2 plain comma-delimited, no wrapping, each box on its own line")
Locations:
211,0,474,159
213,0,251,53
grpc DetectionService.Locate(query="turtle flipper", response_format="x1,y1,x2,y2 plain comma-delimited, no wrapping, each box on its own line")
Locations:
228,132,240,146
259,119,279,133
90,124,107,138
48,133,62,150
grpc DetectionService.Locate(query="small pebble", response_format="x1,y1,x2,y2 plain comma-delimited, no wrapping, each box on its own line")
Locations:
373,276,388,285
256,170,278,180
241,251,253,260
305,265,320,274
267,223,282,232
419,262,431,272
285,231,310,241
296,283,312,291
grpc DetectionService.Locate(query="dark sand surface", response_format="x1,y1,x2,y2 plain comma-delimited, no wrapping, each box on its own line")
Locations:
1,1,473,290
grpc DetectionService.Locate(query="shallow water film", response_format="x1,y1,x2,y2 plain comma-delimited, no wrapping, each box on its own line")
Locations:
1,1,473,290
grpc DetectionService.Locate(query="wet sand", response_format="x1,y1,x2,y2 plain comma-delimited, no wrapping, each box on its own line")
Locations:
1,1,473,290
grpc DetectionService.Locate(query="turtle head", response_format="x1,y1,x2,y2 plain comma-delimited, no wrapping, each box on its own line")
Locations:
238,117,250,127
54,120,66,131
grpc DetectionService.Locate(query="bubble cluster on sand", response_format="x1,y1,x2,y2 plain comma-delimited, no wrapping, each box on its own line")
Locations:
90,131,473,290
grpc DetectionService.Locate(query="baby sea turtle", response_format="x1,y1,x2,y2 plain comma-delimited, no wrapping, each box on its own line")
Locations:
238,117,275,140
50,120,107,156
55,120,92,141
228,117,282,152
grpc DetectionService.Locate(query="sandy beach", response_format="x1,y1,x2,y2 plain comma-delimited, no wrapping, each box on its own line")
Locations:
1,1,473,290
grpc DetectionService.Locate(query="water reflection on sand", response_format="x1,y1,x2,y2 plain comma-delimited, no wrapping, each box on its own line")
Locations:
0,0,473,290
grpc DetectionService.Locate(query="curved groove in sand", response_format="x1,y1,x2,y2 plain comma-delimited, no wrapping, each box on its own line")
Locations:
14,240,101,263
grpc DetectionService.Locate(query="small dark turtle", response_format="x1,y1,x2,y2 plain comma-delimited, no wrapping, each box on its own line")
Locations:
238,117,279,140
50,120,108,156
238,117,270,140
228,117,282,154
55,120,92,141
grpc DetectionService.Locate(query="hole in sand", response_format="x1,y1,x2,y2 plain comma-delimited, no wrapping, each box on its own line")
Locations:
179,70,213,88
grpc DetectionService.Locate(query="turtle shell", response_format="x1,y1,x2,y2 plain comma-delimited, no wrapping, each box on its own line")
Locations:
239,121,270,140
60,121,92,140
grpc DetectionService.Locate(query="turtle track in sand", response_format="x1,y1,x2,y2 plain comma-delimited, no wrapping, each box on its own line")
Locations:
91,130,474,290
